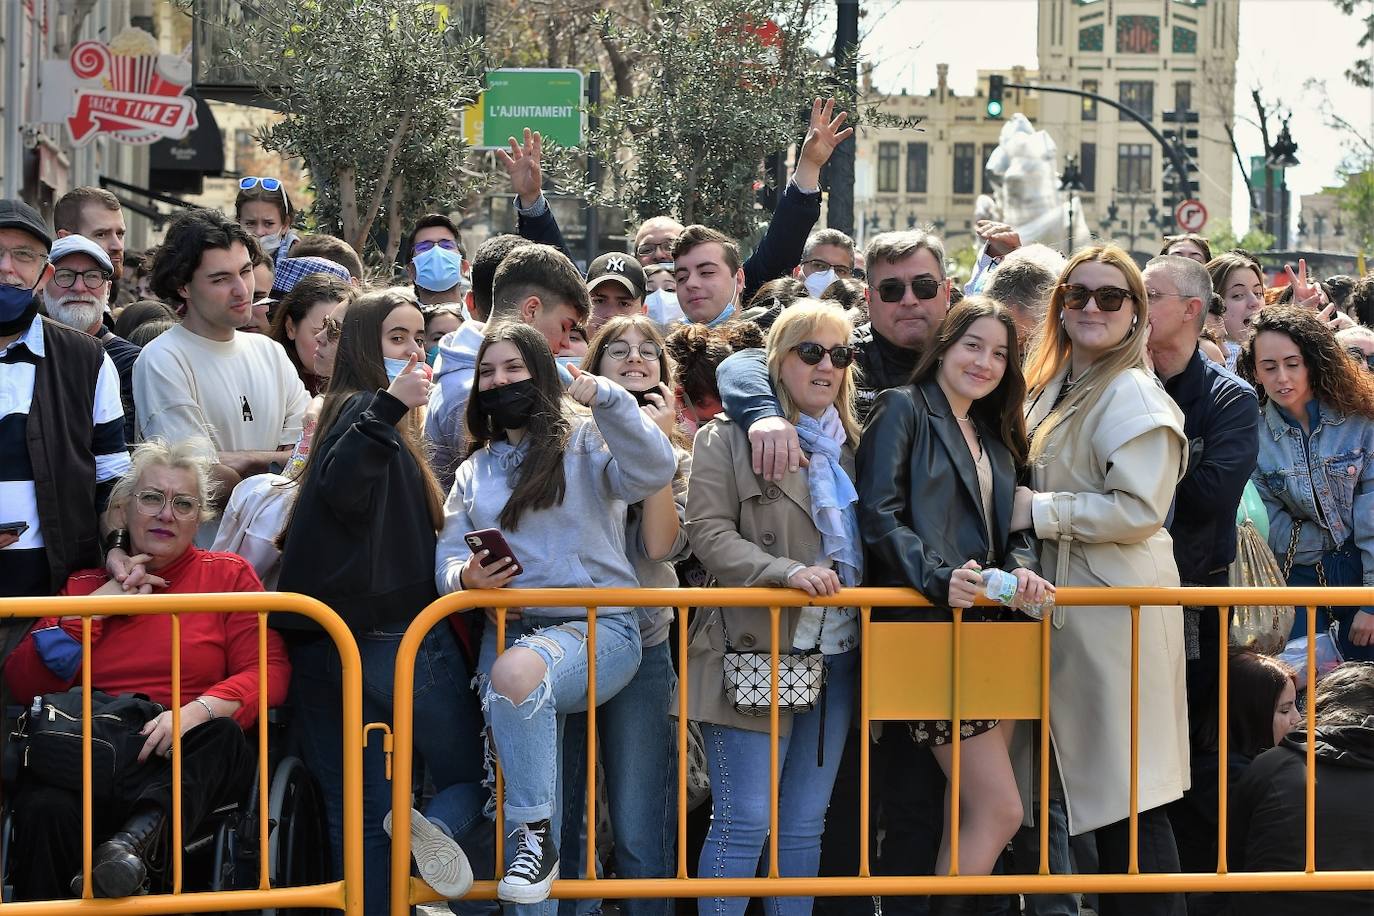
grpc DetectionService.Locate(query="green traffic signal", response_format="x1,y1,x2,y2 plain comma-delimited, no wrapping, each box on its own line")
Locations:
987,99,1004,118
987,74,1005,119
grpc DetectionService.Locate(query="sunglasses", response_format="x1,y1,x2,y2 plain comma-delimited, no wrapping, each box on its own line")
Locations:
791,342,855,368
875,276,944,303
413,239,461,256
239,176,289,214
1347,346,1374,371
322,314,343,342
1059,283,1134,312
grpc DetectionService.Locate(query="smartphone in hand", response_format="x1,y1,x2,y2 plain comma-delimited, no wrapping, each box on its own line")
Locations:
464,529,523,577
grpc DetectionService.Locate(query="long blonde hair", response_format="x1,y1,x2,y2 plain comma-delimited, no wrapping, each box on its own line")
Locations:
1024,244,1151,463
765,299,859,447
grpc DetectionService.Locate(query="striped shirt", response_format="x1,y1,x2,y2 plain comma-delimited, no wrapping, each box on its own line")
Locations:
0,315,129,596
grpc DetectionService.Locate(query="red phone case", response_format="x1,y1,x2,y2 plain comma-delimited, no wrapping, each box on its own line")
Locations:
464,529,523,576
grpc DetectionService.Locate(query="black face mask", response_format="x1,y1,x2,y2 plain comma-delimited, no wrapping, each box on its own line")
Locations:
476,378,541,431
630,387,658,407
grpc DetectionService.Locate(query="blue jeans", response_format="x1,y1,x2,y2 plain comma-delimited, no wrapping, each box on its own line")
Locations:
698,649,858,916
287,624,486,916
1286,537,1374,662
559,638,677,916
480,614,643,916
1011,786,1077,916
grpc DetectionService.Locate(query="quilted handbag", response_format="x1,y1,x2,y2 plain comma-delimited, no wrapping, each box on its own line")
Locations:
720,606,827,717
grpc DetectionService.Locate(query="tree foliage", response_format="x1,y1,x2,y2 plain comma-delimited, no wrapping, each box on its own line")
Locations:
1334,169,1374,252
1208,218,1275,255
562,0,844,239
1333,0,1374,89
194,0,487,268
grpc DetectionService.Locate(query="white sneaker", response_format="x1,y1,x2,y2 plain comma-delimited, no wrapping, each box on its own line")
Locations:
383,808,474,899
497,819,558,904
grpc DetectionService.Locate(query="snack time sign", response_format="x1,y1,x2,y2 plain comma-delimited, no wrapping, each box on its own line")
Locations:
461,69,584,149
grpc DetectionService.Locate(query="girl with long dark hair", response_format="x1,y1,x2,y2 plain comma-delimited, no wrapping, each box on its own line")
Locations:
857,297,1052,899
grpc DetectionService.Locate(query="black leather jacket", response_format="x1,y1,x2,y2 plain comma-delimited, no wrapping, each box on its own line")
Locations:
856,379,1041,621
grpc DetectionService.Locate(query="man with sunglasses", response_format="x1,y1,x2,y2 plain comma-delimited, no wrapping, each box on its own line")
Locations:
40,235,141,444
718,229,952,479
0,199,130,633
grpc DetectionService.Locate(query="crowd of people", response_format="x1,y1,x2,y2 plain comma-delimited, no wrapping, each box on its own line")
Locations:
1,98,1372,916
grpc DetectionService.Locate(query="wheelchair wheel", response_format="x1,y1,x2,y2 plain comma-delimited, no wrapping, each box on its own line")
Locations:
261,755,330,916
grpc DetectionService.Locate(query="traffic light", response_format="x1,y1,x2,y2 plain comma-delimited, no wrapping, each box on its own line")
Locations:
987,75,1004,119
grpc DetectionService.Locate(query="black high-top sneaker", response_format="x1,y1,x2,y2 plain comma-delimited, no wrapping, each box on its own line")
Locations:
497,819,559,904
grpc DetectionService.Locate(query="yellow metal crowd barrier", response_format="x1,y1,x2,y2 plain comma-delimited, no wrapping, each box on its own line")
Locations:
0,593,365,915
390,585,1374,915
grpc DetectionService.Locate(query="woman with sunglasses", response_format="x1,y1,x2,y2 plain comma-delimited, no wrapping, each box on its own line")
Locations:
684,299,862,916
551,315,691,916
269,273,354,396
235,176,297,266
857,298,1052,906
1237,306,1374,662
278,288,485,913
1016,245,1190,915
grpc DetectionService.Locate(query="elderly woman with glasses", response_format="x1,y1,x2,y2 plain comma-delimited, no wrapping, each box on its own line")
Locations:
4,437,291,901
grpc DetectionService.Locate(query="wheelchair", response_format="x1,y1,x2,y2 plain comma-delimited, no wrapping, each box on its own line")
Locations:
0,707,331,913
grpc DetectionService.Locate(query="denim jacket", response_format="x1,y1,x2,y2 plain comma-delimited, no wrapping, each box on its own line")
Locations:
1252,399,1374,584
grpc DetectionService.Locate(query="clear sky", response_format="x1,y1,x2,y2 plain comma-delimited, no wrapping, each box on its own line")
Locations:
838,0,1374,234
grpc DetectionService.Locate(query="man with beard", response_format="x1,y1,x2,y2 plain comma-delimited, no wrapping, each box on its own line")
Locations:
41,235,140,443
54,188,126,311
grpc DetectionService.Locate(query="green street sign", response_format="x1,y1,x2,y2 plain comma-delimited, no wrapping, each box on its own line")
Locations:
462,68,584,149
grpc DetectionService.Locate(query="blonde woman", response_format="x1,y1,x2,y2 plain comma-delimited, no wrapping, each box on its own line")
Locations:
685,300,862,916
1013,245,1189,916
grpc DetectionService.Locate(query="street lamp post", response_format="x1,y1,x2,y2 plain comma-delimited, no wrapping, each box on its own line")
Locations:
1267,119,1301,249
1060,154,1086,255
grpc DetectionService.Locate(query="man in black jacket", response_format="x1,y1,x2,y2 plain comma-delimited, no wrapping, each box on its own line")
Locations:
1144,255,1260,738
1227,663,1374,915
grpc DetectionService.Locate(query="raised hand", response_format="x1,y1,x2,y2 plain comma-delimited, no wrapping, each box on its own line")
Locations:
387,353,432,410
497,128,544,208
565,363,601,407
794,98,855,189
1284,258,1325,310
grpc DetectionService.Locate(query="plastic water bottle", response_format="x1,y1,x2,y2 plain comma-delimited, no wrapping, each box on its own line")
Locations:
980,567,1052,620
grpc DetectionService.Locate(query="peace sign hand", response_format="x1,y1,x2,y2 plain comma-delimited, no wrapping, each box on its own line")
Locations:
1284,258,1324,309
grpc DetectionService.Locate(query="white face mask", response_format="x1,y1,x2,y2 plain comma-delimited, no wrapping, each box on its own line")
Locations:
804,268,837,298
645,288,685,326
257,233,284,258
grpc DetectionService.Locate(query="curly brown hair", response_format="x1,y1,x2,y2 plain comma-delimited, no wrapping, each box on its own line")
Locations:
1238,305,1374,420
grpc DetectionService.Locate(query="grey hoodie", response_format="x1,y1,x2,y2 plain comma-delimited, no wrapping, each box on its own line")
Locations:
424,318,486,492
435,376,677,618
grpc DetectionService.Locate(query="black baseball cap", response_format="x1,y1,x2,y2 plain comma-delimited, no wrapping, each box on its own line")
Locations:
0,199,53,250
586,253,646,299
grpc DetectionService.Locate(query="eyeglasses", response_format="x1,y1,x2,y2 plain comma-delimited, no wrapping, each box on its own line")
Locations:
133,489,201,521
239,176,289,213
413,239,461,256
635,239,678,258
604,340,662,362
802,258,854,279
0,245,47,268
51,267,111,289
1347,346,1374,371
791,342,855,368
322,315,343,342
1059,283,1134,312
875,276,944,303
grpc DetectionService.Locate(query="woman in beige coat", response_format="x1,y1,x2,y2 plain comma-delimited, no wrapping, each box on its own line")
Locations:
684,301,862,916
1012,245,1189,916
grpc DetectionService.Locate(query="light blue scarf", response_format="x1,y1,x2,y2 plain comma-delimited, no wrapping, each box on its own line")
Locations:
795,407,863,587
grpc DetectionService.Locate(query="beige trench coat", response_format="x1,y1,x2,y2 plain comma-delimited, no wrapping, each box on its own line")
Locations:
679,416,855,735
1023,367,1190,835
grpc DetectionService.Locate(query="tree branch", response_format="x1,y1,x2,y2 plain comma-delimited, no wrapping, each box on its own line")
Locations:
338,166,359,245
355,108,413,252
384,172,406,271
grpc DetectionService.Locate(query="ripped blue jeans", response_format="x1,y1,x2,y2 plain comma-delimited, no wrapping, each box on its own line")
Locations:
479,613,642,825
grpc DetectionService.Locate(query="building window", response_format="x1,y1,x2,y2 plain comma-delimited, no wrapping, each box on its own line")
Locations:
1081,143,1097,192
1082,80,1098,121
1119,81,1154,122
1174,81,1192,113
877,142,899,193
906,142,928,193
1117,143,1153,191
953,143,976,195
981,143,999,195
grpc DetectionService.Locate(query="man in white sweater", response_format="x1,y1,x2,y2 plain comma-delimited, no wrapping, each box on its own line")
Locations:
133,209,308,510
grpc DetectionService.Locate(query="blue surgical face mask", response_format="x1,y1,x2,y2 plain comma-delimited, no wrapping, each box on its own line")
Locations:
413,245,464,293
384,356,411,382
0,278,39,334
702,277,739,327
426,345,440,366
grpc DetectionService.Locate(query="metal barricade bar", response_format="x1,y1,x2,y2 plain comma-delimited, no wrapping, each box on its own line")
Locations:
390,585,1374,915
0,592,364,915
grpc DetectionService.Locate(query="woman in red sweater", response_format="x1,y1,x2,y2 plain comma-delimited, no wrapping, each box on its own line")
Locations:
3,438,291,901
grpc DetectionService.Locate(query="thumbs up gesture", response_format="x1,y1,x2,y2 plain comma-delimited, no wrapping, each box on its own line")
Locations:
387,353,432,409
566,363,601,407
